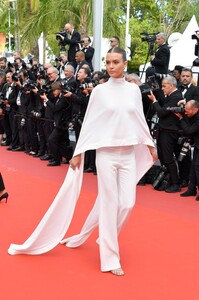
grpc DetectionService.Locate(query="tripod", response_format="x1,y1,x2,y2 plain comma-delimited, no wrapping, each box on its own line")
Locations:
140,42,155,81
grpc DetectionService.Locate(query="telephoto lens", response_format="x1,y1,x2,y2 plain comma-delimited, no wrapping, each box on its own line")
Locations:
178,139,191,162
152,165,167,189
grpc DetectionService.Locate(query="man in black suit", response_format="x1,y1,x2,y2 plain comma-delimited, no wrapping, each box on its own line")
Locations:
40,81,72,166
63,67,91,141
176,100,199,200
74,51,91,75
179,68,199,102
39,67,60,161
151,32,170,75
81,36,95,71
1,72,19,149
148,75,183,193
57,23,81,68
177,68,199,186
62,64,77,90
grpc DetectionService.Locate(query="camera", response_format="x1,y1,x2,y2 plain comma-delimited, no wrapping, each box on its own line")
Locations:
191,30,199,40
54,30,67,50
79,77,97,90
68,114,83,130
141,32,157,43
32,65,46,80
141,31,159,55
22,80,37,92
38,84,51,96
54,31,66,41
154,73,168,81
166,104,185,114
141,75,160,95
12,73,19,82
31,110,42,118
60,84,75,94
178,137,191,162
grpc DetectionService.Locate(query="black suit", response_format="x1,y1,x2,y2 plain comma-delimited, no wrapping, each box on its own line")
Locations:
151,43,170,74
1,83,19,147
63,30,81,67
180,84,199,102
153,89,183,185
81,46,95,71
75,60,91,75
177,83,199,182
61,76,77,93
179,111,199,192
46,95,72,163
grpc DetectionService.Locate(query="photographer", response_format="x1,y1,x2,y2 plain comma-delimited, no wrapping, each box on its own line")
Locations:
148,75,183,193
14,70,33,152
63,67,92,141
40,82,72,166
38,67,60,161
57,52,71,79
175,100,199,200
56,23,81,68
150,32,170,75
0,72,5,144
1,72,19,150
62,65,77,90
81,36,95,72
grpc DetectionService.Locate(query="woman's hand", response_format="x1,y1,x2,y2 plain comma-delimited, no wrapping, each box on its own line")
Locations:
148,146,158,162
69,154,81,170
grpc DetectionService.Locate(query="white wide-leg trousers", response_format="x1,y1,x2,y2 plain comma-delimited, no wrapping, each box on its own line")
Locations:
96,146,136,271
63,146,137,271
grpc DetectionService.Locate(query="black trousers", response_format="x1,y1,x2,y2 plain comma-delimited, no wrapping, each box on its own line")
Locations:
36,119,47,155
43,119,54,155
26,118,39,153
157,130,179,185
0,173,5,191
188,147,199,192
48,127,70,163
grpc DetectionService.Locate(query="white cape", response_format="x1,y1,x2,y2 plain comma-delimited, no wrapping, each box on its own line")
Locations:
8,77,154,255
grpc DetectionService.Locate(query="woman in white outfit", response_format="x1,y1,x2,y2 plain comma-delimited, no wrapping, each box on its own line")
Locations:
8,48,157,276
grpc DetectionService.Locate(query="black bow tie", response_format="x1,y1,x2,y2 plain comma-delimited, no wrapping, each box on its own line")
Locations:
180,85,188,91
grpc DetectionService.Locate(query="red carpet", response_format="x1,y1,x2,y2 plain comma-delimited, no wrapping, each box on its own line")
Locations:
1,146,199,300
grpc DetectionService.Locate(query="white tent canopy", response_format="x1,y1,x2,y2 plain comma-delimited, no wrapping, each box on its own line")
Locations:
169,15,199,70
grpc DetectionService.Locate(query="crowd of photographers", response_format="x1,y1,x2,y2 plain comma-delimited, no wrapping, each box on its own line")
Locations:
1,28,199,198
0,46,109,170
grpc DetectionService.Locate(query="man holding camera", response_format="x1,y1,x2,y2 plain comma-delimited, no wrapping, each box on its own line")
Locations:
1,72,19,150
38,67,60,161
150,32,170,75
175,100,199,200
148,75,183,193
56,23,81,68
40,82,72,166
63,67,91,141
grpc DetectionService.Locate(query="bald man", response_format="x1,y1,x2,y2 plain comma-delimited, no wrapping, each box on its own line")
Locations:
57,23,81,68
